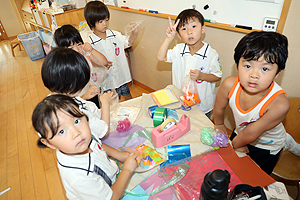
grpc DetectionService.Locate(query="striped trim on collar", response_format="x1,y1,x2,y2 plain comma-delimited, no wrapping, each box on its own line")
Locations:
57,153,93,176
180,43,209,59
89,29,116,45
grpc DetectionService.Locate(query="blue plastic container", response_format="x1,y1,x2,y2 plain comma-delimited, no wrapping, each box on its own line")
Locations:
17,31,45,61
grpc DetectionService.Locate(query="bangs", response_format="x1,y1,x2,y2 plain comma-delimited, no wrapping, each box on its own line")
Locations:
242,49,277,65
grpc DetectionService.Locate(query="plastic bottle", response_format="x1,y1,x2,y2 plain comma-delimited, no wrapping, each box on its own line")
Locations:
200,169,231,200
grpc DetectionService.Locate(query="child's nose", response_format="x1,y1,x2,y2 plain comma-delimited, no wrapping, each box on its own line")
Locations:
72,128,81,139
250,71,259,79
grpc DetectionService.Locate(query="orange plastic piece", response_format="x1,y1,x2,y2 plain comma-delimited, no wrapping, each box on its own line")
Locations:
182,91,200,106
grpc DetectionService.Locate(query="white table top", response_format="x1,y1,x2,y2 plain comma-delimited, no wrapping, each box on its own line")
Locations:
119,85,215,191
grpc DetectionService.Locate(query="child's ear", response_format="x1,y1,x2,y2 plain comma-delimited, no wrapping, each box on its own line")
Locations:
177,33,182,40
41,138,57,150
274,71,281,79
202,25,206,34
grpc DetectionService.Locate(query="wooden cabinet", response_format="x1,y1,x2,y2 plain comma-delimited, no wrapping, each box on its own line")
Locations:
31,8,85,31
15,0,85,33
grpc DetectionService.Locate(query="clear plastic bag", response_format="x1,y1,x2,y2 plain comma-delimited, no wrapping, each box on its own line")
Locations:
97,74,119,130
124,20,144,45
180,75,200,107
200,127,229,149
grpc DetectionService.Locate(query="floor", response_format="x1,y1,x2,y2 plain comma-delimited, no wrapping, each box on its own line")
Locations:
0,39,151,200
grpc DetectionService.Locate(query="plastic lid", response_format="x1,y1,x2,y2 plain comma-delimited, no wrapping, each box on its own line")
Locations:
201,169,231,199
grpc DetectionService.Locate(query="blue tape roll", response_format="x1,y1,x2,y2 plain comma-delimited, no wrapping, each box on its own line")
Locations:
148,105,158,118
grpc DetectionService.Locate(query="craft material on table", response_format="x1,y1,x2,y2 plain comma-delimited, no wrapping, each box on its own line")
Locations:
164,144,191,165
162,151,243,200
151,89,179,107
102,125,146,149
121,170,178,200
110,106,140,131
119,144,164,172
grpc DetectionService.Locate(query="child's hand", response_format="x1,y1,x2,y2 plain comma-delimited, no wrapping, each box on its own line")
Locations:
123,152,138,173
82,43,93,55
214,124,228,136
99,90,118,105
234,146,249,154
166,17,180,39
190,69,203,81
104,61,113,70
81,84,99,100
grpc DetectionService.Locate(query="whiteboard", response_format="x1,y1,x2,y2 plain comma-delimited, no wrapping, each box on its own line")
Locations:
108,0,285,30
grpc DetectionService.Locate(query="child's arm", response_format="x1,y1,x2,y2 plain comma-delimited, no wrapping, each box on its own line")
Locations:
157,17,180,61
99,91,118,136
80,84,99,100
190,69,221,83
232,94,290,148
102,143,138,200
81,43,110,69
213,76,236,134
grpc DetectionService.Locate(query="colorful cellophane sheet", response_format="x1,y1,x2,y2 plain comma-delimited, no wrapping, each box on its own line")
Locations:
162,151,243,200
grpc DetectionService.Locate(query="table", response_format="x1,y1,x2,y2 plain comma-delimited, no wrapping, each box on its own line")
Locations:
118,85,278,196
118,85,215,190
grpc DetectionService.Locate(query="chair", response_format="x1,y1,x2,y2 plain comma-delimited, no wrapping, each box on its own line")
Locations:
271,98,300,200
10,38,22,57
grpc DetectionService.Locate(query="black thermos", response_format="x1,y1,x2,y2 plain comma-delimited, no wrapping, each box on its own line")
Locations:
200,169,231,200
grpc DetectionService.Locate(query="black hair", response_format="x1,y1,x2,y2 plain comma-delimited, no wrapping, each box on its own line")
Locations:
234,31,288,74
84,1,110,29
175,9,205,32
32,94,87,148
54,24,84,47
41,47,90,95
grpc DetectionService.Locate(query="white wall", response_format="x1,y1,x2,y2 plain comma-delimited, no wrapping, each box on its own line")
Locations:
0,0,23,37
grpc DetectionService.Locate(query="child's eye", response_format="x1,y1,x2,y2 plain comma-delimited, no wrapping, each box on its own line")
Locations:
75,119,81,125
192,25,196,28
181,27,186,31
262,67,269,71
58,130,66,135
245,65,251,69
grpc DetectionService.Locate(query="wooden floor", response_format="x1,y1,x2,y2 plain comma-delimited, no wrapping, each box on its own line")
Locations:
0,39,152,200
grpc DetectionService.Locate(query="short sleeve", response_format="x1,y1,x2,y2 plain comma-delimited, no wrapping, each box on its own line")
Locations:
166,45,179,63
210,50,222,78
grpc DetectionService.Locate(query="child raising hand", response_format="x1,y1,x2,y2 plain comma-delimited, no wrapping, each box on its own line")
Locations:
32,94,138,200
157,9,222,119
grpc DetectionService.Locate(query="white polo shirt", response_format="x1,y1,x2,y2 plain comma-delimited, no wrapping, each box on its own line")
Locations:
56,131,119,200
88,30,132,88
166,42,222,113
74,97,106,138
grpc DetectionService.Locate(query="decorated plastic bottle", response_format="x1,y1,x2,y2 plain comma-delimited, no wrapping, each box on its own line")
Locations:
200,169,230,200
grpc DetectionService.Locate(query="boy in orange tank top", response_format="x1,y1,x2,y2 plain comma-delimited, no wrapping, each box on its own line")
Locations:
213,31,299,174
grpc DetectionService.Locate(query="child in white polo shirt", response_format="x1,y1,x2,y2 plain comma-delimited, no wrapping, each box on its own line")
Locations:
84,1,138,101
157,9,222,119
32,94,138,200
